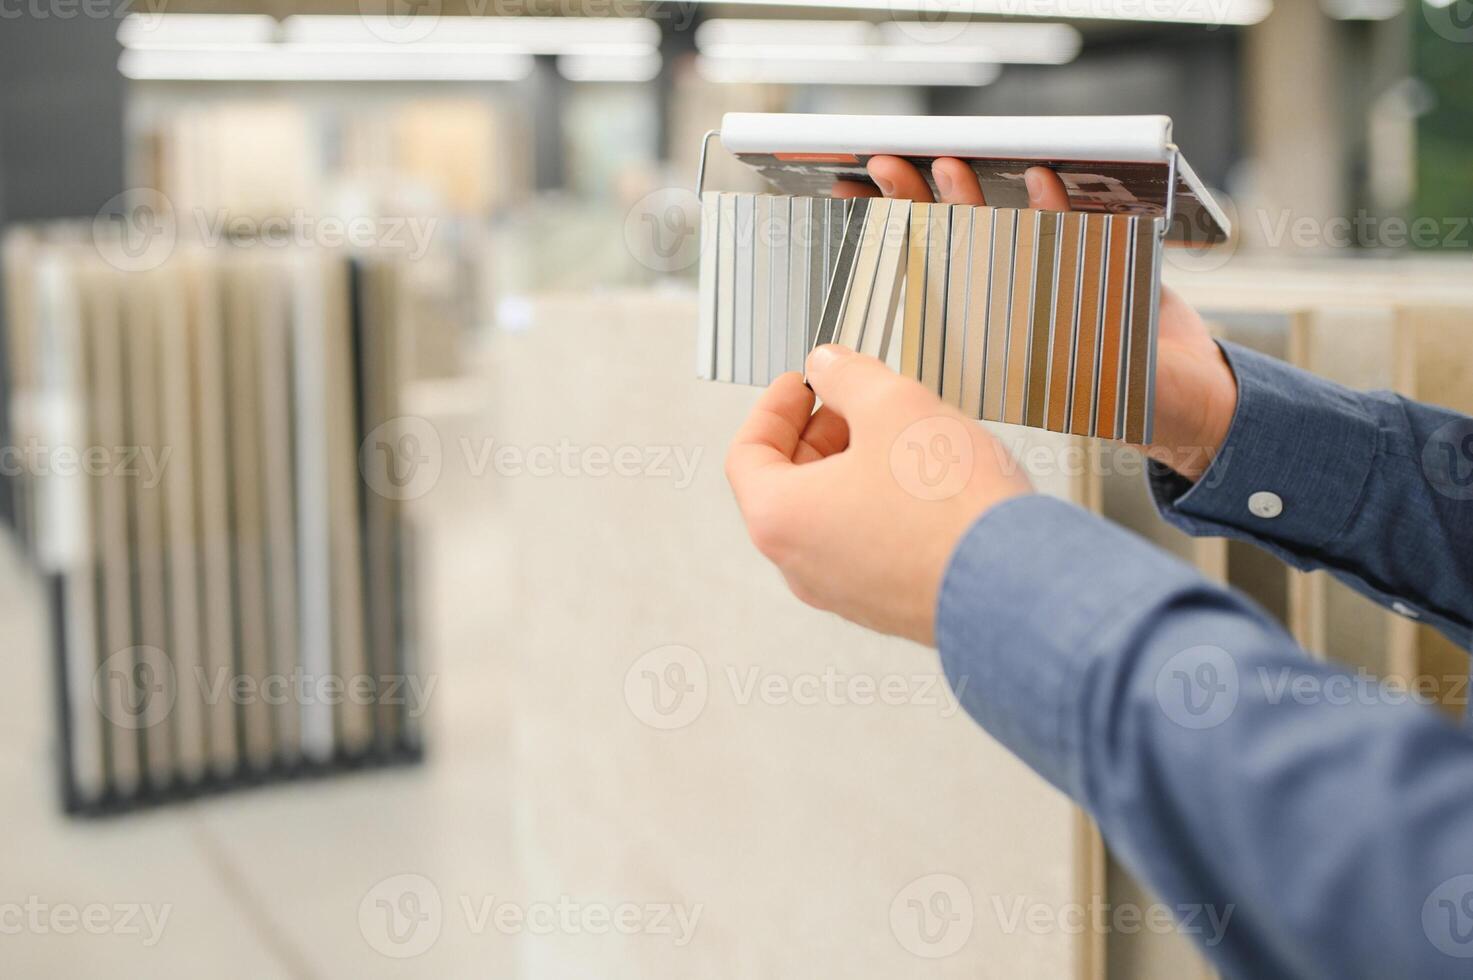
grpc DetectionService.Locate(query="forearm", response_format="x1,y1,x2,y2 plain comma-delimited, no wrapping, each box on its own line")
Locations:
938,496,1473,979
1151,341,1473,646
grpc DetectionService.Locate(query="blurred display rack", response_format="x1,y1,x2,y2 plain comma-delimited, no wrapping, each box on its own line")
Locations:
3,227,430,816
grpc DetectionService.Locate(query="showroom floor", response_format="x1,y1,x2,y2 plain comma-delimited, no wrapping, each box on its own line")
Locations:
0,427,524,979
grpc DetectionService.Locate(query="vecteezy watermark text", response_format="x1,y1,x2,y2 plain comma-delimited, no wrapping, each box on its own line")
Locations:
461,438,703,489
357,873,702,959
92,647,438,730
1156,644,1465,731
359,418,707,501
93,190,442,273
189,209,438,260
194,667,438,718
1257,209,1473,251
0,440,171,489
623,645,965,730
990,895,1235,947
0,898,171,947
0,0,164,20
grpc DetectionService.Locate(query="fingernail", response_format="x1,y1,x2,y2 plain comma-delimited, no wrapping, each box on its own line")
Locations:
873,175,895,197
807,344,843,374
934,168,953,199
1024,169,1044,201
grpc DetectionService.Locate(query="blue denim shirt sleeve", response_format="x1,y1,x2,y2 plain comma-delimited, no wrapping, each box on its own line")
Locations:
1148,340,1473,648
936,495,1473,980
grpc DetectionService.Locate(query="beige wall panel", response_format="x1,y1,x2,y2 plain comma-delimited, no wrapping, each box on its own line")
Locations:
488,294,1096,979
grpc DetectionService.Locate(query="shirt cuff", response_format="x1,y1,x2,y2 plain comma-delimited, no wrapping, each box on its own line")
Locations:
1149,341,1380,554
934,494,1206,800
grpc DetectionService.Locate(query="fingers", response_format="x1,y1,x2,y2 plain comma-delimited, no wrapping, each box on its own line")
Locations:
725,373,815,496
804,345,904,424
931,158,986,205
832,180,879,200
1023,166,1070,211
794,404,850,463
867,156,933,203
862,158,1070,213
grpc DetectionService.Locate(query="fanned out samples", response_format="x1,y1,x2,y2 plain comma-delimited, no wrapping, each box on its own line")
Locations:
1,230,425,815
696,192,1163,444
698,194,855,385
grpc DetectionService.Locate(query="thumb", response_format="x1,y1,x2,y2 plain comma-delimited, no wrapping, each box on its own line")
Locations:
804,344,903,422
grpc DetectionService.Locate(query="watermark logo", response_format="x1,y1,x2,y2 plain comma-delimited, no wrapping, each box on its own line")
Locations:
1424,875,1473,958
358,0,442,43
360,873,443,958
93,189,176,273
1423,419,1473,501
624,645,709,730
890,873,973,958
625,187,702,274
1424,0,1473,44
93,646,176,731
1164,187,1240,273
360,416,444,501
1155,645,1238,730
890,416,974,501
887,0,972,44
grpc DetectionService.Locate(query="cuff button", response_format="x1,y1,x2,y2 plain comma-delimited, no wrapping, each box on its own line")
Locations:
1248,491,1284,519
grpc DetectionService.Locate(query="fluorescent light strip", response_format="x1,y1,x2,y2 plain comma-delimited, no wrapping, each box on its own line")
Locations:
695,56,1000,85
691,0,1270,25
117,13,277,46
696,19,1080,64
118,45,537,81
1321,0,1402,18
700,40,1074,64
281,14,661,49
118,13,665,81
874,21,1081,60
120,14,661,55
694,18,877,46
556,52,663,82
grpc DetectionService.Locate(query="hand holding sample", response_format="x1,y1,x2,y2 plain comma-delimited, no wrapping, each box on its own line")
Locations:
724,347,1032,647
725,156,1242,648
836,156,1238,482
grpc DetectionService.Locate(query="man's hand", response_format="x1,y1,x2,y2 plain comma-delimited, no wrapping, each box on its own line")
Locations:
724,346,1032,647
835,156,1238,481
